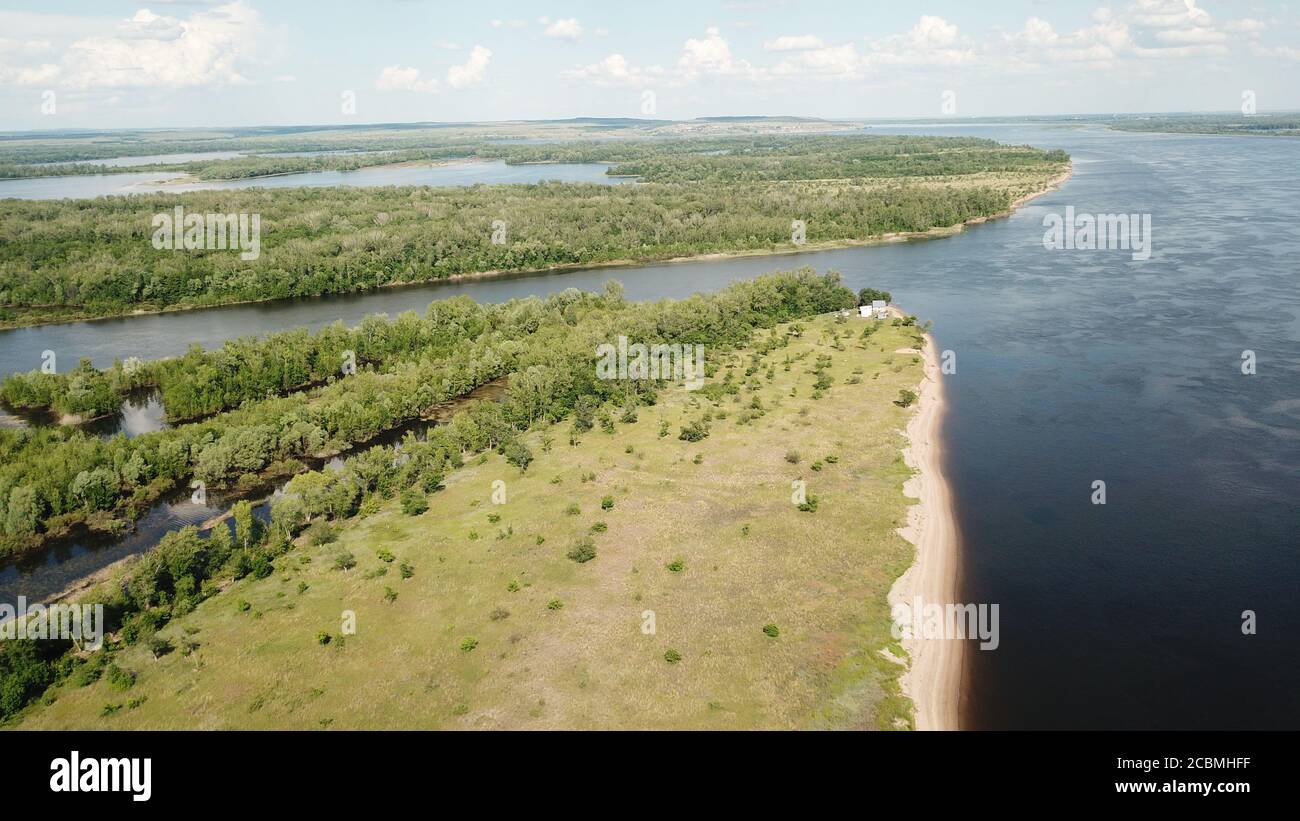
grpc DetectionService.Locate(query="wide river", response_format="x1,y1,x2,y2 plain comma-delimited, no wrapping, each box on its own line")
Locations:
1,124,1296,729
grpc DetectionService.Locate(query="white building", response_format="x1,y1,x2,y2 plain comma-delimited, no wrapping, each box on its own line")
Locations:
871,300,888,320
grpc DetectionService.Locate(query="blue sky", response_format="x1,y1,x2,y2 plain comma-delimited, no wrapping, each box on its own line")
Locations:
1,0,1298,130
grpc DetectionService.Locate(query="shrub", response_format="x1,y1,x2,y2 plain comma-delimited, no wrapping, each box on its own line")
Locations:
460,637,478,652
666,558,685,573
376,548,395,563
547,599,564,611
664,649,682,664
567,537,596,563
507,580,520,593
305,521,338,546
679,418,711,442
601,495,614,511
148,638,174,659
316,631,332,645
332,551,357,571
763,624,780,638
489,608,510,621
383,587,398,603
590,521,608,533
400,487,429,516
399,562,414,579
785,450,800,464
798,495,820,513
565,503,581,516
106,665,136,692
895,389,918,408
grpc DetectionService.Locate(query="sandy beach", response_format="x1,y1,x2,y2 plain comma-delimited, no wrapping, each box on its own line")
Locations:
889,321,963,730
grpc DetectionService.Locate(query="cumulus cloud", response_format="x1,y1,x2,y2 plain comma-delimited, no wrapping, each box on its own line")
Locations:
375,44,492,93
447,44,491,88
0,1,262,89
376,64,439,93
764,34,824,51
544,18,583,41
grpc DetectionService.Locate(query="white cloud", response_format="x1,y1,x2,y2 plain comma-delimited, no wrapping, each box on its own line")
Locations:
544,18,583,41
867,15,973,67
764,34,824,51
561,53,666,87
376,64,439,93
376,45,492,93
56,1,261,89
678,26,757,79
447,44,492,89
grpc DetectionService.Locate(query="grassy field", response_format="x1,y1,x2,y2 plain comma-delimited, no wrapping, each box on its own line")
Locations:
20,313,927,729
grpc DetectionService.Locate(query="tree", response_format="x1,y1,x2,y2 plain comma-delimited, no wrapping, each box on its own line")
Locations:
503,440,533,473
857,288,891,306
2,486,40,539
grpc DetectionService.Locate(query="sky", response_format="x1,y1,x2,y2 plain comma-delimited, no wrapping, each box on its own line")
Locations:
1,0,1298,131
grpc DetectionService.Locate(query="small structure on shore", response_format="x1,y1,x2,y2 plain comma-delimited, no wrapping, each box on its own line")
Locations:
859,300,889,320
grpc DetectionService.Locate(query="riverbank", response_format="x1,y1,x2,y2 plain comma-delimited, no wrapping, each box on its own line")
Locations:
0,163,1071,332
888,314,963,730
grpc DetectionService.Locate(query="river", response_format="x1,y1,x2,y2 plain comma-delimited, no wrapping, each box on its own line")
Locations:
0,123,1296,729
0,159,627,200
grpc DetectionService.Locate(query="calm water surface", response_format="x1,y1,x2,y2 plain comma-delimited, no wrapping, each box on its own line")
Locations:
1,124,1296,728
0,160,626,200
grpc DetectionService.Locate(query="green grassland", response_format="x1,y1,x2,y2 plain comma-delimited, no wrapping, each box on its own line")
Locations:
19,313,925,729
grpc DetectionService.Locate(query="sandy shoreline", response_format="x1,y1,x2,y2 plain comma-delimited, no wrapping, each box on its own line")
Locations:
889,321,963,731
885,163,1071,731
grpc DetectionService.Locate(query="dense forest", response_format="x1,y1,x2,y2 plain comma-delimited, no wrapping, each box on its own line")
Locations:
0,270,856,558
0,135,1066,327
0,269,857,720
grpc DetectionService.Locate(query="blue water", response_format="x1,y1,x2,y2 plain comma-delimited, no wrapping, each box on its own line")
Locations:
0,124,1296,728
0,160,627,200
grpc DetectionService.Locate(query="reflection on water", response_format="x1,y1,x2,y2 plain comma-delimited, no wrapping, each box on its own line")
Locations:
0,389,168,439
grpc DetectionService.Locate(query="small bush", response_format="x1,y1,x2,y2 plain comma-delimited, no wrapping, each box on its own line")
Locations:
601,495,614,511
565,503,581,516
332,551,357,571
763,624,780,638
895,389,918,408
664,649,682,664
106,665,136,692
399,561,414,579
460,637,478,652
316,631,332,646
567,537,596,563
547,599,564,611
785,450,801,464
400,487,429,516
590,521,608,533
376,548,395,563
666,558,685,573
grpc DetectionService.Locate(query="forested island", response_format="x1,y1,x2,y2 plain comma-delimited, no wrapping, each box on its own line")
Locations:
0,132,1067,328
